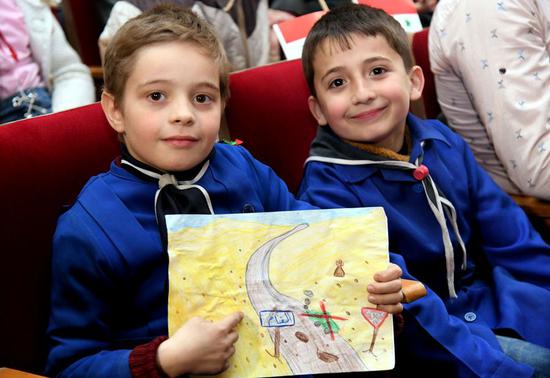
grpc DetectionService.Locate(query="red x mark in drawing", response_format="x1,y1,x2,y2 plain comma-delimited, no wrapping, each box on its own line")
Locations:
300,301,348,340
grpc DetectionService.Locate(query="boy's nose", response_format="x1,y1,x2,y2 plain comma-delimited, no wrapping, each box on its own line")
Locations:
351,82,375,105
170,99,195,126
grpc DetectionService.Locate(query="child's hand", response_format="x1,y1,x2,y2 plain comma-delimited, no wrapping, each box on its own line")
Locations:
157,312,244,377
367,263,404,314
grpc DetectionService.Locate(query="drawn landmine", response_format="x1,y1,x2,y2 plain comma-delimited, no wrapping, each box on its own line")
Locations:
246,224,368,374
361,307,389,354
302,290,314,310
333,259,345,277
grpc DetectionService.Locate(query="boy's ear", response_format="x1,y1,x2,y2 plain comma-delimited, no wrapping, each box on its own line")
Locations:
101,91,125,134
308,95,328,126
408,65,425,101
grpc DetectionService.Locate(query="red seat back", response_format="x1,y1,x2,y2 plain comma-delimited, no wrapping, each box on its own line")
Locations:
63,0,103,66
0,104,118,373
225,59,318,193
411,28,441,119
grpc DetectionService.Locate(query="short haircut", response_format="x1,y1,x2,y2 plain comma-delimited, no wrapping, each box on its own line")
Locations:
302,3,413,96
103,4,230,105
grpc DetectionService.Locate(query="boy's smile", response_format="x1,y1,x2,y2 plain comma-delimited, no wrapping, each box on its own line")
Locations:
308,34,423,152
102,40,223,172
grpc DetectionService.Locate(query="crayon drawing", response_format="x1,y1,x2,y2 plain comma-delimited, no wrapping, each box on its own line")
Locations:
167,207,394,377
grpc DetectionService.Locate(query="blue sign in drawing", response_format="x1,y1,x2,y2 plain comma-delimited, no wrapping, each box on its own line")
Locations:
259,310,295,328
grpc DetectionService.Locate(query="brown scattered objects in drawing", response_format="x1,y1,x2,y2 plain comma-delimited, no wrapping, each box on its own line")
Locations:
334,259,345,277
295,331,309,343
317,350,340,363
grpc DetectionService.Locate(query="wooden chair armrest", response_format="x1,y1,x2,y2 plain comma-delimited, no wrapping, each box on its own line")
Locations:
401,279,427,303
510,195,550,218
89,65,103,80
0,368,46,378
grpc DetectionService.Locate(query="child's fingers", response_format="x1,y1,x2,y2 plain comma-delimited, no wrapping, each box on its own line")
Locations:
373,263,402,282
218,311,244,331
376,303,403,315
368,279,402,295
369,290,404,305
226,328,239,345
225,345,236,359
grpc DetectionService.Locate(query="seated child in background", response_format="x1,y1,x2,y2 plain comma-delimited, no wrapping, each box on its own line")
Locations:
297,4,550,377
0,0,95,124
46,5,404,377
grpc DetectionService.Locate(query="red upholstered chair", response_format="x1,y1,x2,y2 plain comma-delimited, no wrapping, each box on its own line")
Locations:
0,104,118,374
225,59,318,194
411,27,441,119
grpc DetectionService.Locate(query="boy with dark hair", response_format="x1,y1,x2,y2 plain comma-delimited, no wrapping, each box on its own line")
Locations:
298,3,550,377
46,5,404,377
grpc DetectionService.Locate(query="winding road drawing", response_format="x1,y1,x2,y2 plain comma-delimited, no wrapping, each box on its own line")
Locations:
245,223,369,374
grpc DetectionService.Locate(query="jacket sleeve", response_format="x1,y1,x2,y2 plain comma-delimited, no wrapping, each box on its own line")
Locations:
46,205,132,377
460,133,550,290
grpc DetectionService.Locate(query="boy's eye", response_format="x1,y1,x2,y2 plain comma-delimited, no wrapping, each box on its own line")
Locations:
328,78,345,88
148,92,165,101
371,67,387,76
195,94,212,104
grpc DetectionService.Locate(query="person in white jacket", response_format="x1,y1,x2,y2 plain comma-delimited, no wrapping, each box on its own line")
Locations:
429,0,550,201
0,0,95,124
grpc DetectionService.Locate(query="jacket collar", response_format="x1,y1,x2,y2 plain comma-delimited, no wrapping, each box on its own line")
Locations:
306,113,451,183
119,143,214,184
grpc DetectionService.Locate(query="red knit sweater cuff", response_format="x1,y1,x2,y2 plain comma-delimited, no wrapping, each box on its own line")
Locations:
129,335,169,378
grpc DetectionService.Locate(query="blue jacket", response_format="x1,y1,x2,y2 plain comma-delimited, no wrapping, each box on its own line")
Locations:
298,114,550,377
46,143,312,377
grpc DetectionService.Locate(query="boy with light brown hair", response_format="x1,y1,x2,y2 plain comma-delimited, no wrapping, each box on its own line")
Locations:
46,4,405,377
